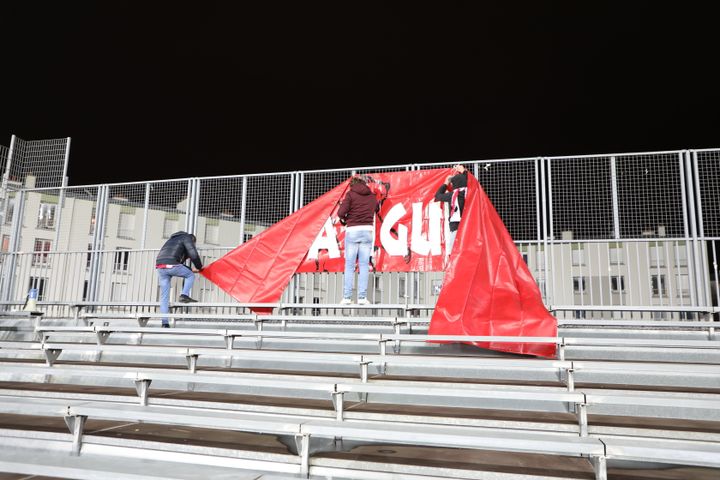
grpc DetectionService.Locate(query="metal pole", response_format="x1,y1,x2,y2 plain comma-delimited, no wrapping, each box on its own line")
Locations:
610,156,620,239
53,138,71,251
0,135,17,227
239,176,247,245
191,178,200,235
545,157,555,305
691,149,712,310
2,190,25,303
681,151,699,306
141,183,150,249
184,179,194,234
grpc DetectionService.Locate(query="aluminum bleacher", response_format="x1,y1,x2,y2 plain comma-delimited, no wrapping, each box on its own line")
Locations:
0,303,719,479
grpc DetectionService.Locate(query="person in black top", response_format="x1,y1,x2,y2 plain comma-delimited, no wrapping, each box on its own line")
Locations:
434,164,468,259
155,231,204,327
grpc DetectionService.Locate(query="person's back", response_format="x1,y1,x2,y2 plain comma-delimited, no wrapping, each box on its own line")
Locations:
337,180,377,227
157,231,203,270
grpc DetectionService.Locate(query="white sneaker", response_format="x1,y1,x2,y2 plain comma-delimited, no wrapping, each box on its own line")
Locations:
357,298,370,305
340,298,352,305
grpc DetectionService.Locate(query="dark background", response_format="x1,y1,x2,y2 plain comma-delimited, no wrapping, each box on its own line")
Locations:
1,1,718,186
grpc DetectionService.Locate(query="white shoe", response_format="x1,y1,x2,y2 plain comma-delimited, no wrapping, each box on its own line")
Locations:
357,298,370,305
340,298,352,305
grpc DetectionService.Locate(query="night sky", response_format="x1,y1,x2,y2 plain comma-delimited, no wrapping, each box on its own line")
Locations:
1,1,718,186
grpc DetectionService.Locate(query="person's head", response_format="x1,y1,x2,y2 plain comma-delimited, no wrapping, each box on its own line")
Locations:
350,175,366,186
449,166,468,189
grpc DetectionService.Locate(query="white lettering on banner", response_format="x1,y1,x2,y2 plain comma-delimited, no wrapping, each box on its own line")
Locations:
307,202,446,259
410,201,443,255
307,217,341,259
380,204,409,255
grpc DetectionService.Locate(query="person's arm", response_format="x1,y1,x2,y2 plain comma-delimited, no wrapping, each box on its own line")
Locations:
337,193,351,222
434,178,452,202
183,236,204,271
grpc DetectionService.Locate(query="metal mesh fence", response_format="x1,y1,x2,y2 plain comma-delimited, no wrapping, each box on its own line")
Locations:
616,152,685,238
696,150,720,239
244,173,293,237
549,156,614,240
476,159,539,242
6,136,69,189
197,176,245,248
0,148,718,316
145,180,190,249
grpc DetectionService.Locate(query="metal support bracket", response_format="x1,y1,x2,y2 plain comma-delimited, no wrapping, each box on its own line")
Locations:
44,348,62,367
186,353,199,373
64,414,87,456
332,391,344,421
134,377,152,406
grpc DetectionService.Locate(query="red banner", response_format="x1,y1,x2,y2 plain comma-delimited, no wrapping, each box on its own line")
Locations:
201,168,557,357
297,169,451,273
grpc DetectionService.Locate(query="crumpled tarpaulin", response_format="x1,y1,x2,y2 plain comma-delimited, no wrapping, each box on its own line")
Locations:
427,172,557,358
200,181,349,314
201,168,557,357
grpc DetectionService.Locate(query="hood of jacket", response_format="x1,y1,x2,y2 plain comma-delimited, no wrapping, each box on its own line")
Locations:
350,182,372,195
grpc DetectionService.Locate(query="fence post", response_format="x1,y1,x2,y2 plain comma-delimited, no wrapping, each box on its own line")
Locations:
681,150,701,307
0,189,25,303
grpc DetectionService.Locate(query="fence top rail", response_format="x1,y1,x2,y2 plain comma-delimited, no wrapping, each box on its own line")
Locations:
545,148,684,160
32,325,720,351
557,320,718,328
550,305,717,313
299,418,605,456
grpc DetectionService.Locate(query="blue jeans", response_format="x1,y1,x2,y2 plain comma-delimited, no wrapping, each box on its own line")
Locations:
157,265,195,325
343,229,373,300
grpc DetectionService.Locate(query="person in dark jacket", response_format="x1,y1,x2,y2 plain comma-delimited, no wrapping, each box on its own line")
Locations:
337,176,379,305
155,231,204,327
434,164,468,259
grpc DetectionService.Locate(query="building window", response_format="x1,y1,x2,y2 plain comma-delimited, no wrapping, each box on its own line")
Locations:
573,277,586,293
571,246,585,266
4,195,16,225
89,207,96,235
293,295,304,315
205,222,220,245
118,212,135,239
111,282,127,301
398,277,406,299
243,233,253,243
32,239,52,266
28,277,47,301
114,248,130,272
675,244,688,267
312,297,320,316
609,244,624,265
82,280,89,301
1,234,9,252
611,276,625,292
86,243,93,269
651,274,666,296
677,274,690,297
37,203,57,229
649,244,665,267
163,215,179,238
432,279,443,296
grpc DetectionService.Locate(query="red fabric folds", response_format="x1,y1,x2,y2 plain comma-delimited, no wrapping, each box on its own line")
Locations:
201,168,557,358
428,172,557,357
200,180,350,314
